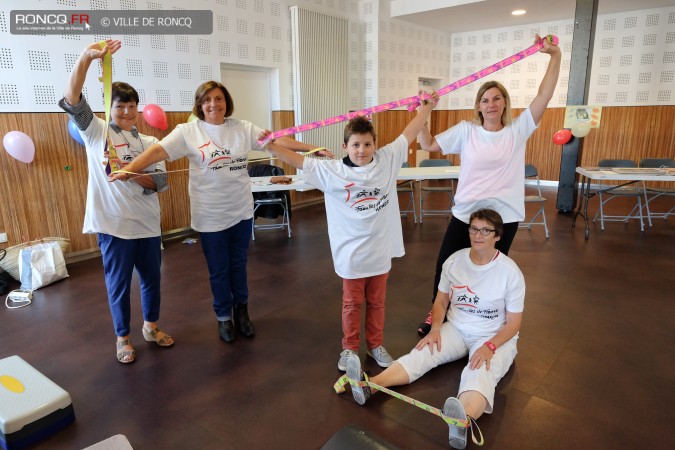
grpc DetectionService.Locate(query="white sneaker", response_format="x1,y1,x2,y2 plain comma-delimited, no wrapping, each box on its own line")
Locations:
338,349,358,371
367,346,394,368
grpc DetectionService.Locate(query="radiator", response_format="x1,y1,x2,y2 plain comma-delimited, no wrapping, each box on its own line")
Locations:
290,6,349,158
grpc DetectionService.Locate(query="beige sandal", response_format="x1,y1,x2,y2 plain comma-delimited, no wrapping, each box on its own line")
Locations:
142,326,174,347
116,339,136,364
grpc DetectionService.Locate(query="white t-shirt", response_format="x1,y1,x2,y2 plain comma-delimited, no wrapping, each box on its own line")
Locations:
303,135,409,279
160,119,265,232
435,109,537,223
438,248,525,337
78,115,164,238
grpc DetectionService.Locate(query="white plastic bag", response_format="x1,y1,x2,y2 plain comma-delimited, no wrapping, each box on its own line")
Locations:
18,242,69,290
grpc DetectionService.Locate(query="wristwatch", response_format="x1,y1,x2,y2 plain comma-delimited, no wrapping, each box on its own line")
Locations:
484,341,497,354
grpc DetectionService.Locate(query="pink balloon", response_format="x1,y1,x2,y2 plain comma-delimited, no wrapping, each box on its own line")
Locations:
3,131,35,163
142,104,168,130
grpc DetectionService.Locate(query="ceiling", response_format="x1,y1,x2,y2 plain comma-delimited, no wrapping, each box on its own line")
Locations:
389,0,675,33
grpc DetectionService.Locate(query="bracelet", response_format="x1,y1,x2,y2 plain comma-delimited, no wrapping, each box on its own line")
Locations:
483,341,496,354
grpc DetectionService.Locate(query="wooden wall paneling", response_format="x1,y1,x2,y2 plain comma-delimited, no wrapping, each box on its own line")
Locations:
142,112,192,233
271,110,325,206
578,106,675,165
0,113,96,253
1,107,673,256
523,107,565,182
373,110,419,167
0,112,193,255
578,106,675,189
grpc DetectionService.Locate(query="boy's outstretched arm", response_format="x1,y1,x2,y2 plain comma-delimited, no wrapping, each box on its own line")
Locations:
401,90,439,145
260,130,306,170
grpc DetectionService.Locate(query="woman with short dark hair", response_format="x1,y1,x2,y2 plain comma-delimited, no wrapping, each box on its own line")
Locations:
59,40,173,364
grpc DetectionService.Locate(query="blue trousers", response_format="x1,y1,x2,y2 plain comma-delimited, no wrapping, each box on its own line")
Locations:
199,218,252,321
97,233,162,337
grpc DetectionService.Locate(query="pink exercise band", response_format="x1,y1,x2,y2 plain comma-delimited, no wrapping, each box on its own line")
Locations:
263,35,558,143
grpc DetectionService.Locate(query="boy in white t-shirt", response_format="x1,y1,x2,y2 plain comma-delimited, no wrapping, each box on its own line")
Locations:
262,91,438,371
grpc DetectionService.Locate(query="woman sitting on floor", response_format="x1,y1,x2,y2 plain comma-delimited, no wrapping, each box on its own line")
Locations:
346,208,525,449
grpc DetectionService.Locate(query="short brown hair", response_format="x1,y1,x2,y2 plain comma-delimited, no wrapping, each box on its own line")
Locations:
469,208,504,237
343,116,376,145
111,82,139,104
473,81,512,127
192,80,234,120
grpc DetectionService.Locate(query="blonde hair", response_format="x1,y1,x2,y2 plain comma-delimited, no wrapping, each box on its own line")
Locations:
473,81,512,127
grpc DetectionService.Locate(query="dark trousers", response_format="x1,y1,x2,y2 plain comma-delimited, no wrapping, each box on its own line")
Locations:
199,218,252,320
430,216,519,302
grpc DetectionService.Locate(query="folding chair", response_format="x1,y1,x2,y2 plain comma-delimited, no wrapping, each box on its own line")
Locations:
398,162,417,223
248,164,292,240
418,159,454,223
640,158,675,223
519,164,549,238
592,159,647,231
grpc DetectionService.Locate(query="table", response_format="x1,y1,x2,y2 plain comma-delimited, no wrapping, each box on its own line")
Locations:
398,166,460,180
250,166,461,192
249,166,460,234
573,167,675,239
250,175,312,192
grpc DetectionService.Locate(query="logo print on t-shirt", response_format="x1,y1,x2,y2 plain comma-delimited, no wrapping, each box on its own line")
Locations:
343,183,389,212
452,285,480,308
196,141,246,172
452,284,500,320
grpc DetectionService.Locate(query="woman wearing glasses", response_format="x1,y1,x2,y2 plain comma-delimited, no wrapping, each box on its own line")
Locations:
345,208,525,449
416,34,560,336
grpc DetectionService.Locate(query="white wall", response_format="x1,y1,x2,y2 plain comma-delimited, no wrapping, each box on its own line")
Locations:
361,0,453,109
0,0,362,113
444,6,675,109
1,1,673,114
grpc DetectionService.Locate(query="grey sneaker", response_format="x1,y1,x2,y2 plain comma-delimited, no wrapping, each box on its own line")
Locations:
367,346,394,368
443,397,468,450
338,349,358,371
346,352,371,405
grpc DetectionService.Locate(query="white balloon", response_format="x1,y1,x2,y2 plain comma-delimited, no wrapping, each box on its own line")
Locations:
571,122,591,138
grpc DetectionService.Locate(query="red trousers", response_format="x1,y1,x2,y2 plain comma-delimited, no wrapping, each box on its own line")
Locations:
341,273,389,350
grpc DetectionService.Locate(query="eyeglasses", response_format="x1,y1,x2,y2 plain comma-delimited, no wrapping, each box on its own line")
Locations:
468,226,496,236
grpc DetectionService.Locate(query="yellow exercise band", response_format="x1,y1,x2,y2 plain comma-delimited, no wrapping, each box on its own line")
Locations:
302,147,326,156
333,375,484,446
98,41,119,172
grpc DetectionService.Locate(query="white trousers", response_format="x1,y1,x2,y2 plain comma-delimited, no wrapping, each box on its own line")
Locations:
397,323,518,414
